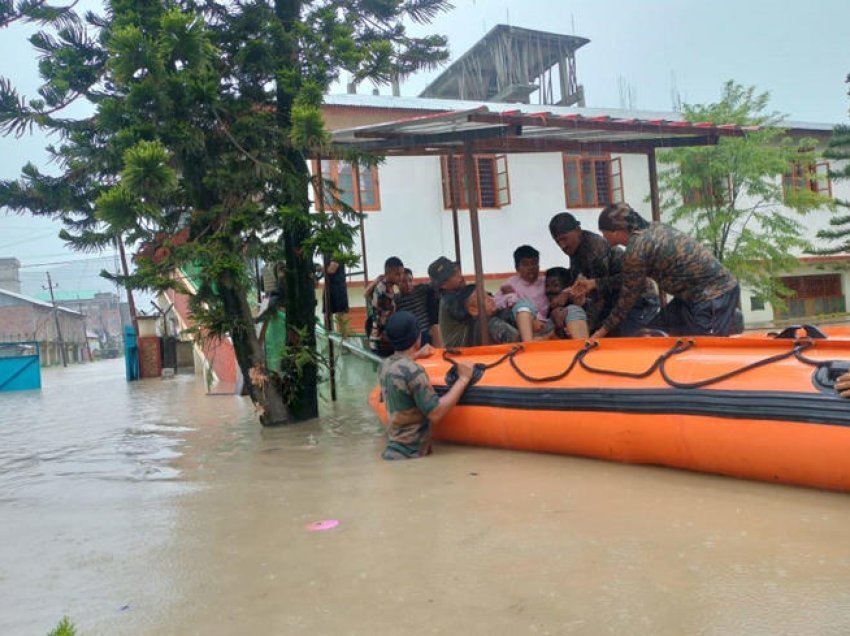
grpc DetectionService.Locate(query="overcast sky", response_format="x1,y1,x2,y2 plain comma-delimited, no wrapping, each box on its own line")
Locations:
1,0,849,294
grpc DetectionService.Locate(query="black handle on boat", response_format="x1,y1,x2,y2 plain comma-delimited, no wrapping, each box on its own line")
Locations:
812,360,850,392
771,324,828,339
445,363,486,388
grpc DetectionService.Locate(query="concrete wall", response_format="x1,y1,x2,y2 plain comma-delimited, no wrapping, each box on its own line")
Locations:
0,293,88,364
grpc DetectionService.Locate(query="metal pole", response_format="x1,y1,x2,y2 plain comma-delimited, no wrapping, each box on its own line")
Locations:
647,149,667,307
463,144,490,345
448,151,463,269
44,271,67,367
647,149,661,223
315,158,337,401
116,235,139,335
353,162,369,284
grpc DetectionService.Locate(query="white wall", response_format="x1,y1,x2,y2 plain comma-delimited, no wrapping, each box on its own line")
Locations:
324,152,659,280
316,152,850,328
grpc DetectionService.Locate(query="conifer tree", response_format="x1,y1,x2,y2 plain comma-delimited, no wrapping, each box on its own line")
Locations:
815,74,850,253
0,0,452,424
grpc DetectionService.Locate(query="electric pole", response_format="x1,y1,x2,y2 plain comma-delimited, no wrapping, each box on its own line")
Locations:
44,271,68,367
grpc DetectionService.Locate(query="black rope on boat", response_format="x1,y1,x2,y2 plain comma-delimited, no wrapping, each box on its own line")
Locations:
442,345,522,387
658,341,814,390
507,341,597,383
794,344,830,367
442,338,831,391
578,339,693,379
443,345,523,370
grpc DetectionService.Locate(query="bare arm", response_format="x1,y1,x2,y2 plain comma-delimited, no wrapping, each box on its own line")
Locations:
363,275,384,302
429,324,444,348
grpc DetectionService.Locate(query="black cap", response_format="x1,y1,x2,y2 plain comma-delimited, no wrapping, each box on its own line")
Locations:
548,212,580,238
385,311,420,351
428,256,458,288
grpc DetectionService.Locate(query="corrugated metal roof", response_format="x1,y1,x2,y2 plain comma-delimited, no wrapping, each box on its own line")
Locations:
323,93,836,133
328,103,757,155
0,288,83,316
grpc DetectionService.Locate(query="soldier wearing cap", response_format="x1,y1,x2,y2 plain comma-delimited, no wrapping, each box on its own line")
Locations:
378,311,474,460
548,211,660,336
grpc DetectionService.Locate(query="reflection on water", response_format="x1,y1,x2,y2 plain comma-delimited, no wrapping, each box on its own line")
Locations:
3,353,850,635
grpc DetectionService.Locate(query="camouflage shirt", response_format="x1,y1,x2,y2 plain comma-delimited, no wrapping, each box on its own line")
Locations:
379,353,440,459
601,223,739,333
567,230,657,331
371,280,396,334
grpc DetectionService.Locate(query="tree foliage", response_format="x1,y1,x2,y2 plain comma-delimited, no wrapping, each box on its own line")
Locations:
658,81,833,309
0,0,452,424
815,73,850,254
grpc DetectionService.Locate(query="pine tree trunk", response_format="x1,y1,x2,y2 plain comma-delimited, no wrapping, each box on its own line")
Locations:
218,273,291,426
275,0,319,420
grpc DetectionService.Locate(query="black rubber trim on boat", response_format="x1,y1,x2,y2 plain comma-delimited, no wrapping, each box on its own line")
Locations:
433,386,850,427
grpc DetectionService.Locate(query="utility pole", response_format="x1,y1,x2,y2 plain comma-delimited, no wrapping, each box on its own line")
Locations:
44,271,68,367
115,235,139,334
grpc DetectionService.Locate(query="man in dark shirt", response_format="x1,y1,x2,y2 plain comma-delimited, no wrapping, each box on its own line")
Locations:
584,203,741,338
395,268,442,347
428,256,518,347
548,212,659,335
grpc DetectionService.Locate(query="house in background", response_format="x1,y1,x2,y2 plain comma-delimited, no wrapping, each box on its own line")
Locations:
314,25,847,329
0,287,87,365
33,290,130,352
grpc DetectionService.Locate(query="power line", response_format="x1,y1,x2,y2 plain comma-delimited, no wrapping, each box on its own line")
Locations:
18,254,119,269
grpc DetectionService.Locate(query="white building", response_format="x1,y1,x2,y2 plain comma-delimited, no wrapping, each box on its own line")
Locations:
316,93,847,328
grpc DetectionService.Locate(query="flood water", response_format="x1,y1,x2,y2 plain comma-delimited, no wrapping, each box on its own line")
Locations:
2,353,850,635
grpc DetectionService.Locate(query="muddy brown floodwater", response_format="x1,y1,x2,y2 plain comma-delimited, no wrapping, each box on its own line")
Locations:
2,354,850,635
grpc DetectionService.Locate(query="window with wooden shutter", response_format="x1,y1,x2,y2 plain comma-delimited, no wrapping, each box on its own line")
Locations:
314,160,381,211
562,154,621,208
441,154,510,209
683,174,733,207
783,160,832,201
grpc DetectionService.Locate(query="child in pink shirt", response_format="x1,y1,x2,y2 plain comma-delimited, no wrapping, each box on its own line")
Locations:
494,245,550,340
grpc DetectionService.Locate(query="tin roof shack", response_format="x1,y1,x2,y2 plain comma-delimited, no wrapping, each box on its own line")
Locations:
0,289,87,365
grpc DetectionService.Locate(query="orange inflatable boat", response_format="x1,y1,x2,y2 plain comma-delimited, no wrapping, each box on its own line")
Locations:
368,332,850,491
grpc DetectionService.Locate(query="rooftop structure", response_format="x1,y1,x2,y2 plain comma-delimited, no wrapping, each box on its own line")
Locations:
419,25,589,106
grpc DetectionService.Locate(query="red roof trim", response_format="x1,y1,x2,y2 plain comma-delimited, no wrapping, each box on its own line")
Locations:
798,255,850,264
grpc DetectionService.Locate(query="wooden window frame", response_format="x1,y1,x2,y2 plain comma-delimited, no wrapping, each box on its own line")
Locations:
314,159,381,212
562,154,622,209
683,174,733,207
783,160,832,201
441,154,511,210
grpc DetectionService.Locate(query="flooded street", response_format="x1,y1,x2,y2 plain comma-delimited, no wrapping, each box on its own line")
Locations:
3,355,850,635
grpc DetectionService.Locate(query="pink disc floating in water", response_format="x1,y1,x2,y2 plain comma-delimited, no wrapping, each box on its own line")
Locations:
306,519,339,532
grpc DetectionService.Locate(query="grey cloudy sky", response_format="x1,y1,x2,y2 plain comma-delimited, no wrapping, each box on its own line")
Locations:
1,0,849,293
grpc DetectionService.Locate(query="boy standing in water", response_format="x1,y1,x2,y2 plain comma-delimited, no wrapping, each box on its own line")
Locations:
379,311,473,460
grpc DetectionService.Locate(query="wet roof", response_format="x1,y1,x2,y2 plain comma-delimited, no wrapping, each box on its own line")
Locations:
328,105,756,156
419,24,590,101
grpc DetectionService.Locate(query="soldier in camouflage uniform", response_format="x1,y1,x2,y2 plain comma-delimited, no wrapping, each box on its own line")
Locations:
548,212,659,335
583,203,741,338
379,311,473,460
